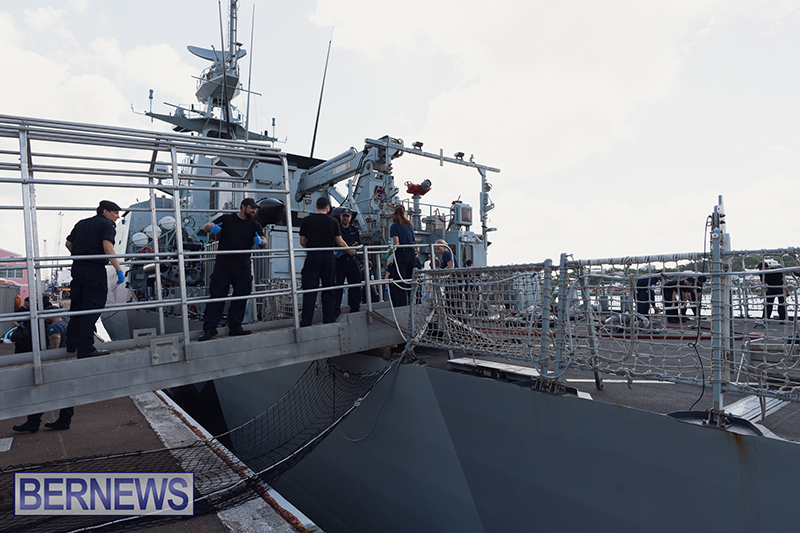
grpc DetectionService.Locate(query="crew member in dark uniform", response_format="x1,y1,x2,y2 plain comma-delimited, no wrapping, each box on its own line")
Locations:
199,198,267,341
299,197,351,326
758,262,787,321
13,304,75,433
11,297,31,354
635,273,663,316
681,276,706,320
65,200,124,358
663,277,694,324
334,208,362,317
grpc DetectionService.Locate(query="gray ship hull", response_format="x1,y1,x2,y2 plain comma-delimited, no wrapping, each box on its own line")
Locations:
213,354,800,533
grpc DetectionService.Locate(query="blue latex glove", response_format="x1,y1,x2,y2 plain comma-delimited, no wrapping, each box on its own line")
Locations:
209,223,222,234
254,232,263,245
116,270,125,285
334,250,343,258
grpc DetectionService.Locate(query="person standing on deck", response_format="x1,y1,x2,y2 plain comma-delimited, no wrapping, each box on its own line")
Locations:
758,262,787,322
65,200,125,358
388,205,415,307
333,208,362,318
635,273,663,316
199,198,267,341
299,197,352,326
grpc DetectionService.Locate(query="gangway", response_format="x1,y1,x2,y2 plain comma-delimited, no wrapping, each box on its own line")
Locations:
0,114,418,421
0,305,407,421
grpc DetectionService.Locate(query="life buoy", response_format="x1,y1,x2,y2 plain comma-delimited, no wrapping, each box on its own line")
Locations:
139,246,154,255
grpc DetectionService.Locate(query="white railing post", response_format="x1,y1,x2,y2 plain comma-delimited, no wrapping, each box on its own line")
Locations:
19,127,44,385
147,147,166,335
170,145,192,352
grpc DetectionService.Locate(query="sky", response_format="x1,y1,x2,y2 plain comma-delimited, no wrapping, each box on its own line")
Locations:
0,0,798,267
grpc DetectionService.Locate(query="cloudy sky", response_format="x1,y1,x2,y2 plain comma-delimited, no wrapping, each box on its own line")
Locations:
0,0,798,266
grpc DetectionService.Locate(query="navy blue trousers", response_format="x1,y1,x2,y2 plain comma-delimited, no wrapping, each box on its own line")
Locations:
389,254,414,307
301,251,335,326
65,265,108,357
203,265,253,331
335,258,362,314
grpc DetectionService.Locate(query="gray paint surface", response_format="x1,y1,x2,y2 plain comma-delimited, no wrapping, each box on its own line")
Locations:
214,358,800,533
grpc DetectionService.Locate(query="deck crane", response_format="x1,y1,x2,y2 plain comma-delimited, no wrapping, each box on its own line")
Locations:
295,136,500,256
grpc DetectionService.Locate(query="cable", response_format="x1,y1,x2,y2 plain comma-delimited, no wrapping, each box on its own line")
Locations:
688,215,713,410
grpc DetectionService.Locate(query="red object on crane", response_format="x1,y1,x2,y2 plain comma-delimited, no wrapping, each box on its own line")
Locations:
405,179,432,197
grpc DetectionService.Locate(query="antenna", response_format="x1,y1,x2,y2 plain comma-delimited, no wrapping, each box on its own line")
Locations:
218,0,233,139
310,28,333,158
244,3,255,141
149,89,153,126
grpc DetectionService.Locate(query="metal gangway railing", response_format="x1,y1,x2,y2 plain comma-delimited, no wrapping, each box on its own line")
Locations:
0,115,414,420
409,198,800,413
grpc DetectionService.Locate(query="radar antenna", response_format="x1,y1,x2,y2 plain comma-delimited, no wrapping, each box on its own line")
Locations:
310,28,333,158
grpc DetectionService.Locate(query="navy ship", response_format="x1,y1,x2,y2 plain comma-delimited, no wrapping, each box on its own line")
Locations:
103,2,800,532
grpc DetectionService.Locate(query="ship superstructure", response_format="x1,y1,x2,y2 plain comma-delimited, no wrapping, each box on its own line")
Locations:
120,0,499,321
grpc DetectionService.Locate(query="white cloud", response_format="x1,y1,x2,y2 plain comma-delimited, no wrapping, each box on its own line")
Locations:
69,0,89,13
23,6,78,54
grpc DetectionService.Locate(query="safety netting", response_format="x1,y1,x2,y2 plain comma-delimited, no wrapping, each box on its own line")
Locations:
410,250,800,401
0,357,392,532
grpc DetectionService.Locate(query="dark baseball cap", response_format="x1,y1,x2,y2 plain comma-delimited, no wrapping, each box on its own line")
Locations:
98,200,121,212
340,208,352,216
241,198,259,208
316,196,331,208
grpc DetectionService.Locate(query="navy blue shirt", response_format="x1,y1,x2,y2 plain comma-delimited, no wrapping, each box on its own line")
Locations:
66,214,116,266
46,320,67,348
338,223,362,262
440,249,458,269
299,213,341,249
212,213,265,267
390,223,414,261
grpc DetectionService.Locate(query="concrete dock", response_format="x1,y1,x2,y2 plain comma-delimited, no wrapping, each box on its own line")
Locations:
0,343,318,533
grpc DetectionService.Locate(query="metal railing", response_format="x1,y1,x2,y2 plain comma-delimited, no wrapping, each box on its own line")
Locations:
409,200,800,411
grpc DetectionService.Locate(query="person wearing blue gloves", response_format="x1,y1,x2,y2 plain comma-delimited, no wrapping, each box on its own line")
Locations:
199,198,267,341
64,200,124,359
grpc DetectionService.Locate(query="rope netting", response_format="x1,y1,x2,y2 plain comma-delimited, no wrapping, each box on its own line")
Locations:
411,250,800,400
0,358,392,533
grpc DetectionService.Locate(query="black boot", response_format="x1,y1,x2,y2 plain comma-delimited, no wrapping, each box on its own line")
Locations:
12,421,39,433
44,419,71,430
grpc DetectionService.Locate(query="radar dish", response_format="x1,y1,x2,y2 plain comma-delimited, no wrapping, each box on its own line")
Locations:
187,46,246,63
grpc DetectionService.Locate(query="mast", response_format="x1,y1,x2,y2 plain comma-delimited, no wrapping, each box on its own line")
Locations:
244,3,255,142
218,0,233,138
229,0,238,63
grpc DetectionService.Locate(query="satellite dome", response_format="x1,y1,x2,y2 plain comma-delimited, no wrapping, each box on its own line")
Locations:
255,198,286,226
